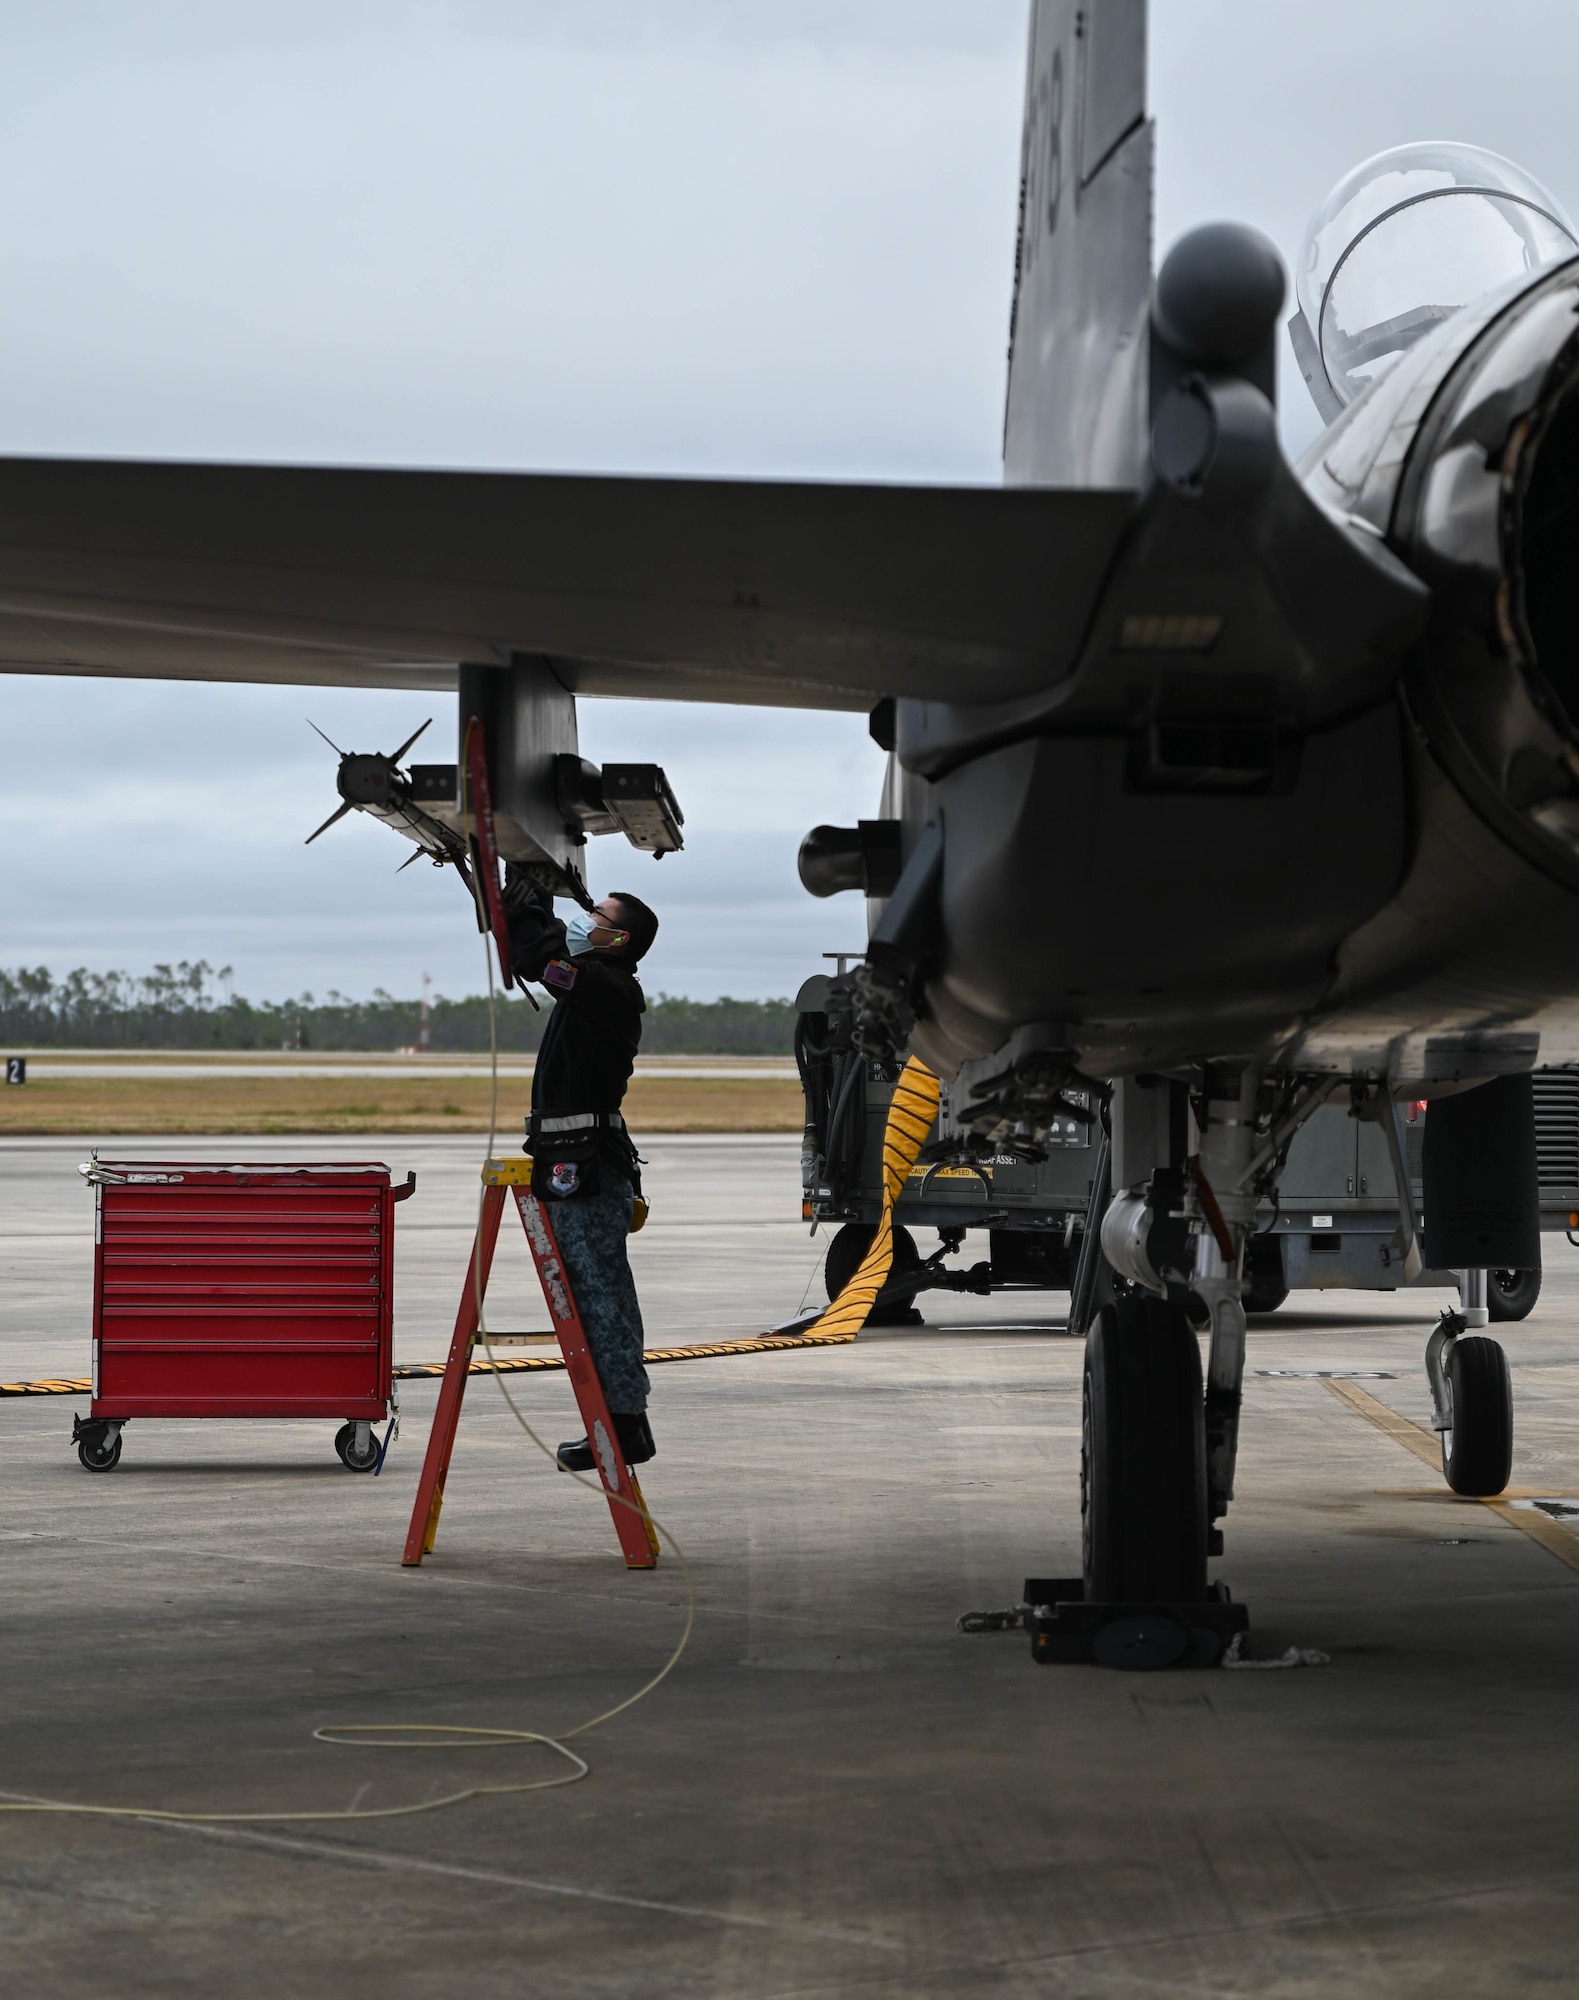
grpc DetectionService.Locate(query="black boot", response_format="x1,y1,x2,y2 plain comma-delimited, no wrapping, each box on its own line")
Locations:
556,1410,655,1473
616,1411,656,1464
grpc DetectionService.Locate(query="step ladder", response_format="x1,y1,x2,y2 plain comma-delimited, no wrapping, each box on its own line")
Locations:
402,1157,660,1571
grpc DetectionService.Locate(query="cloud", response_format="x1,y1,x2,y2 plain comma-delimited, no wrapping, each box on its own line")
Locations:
0,2,1573,999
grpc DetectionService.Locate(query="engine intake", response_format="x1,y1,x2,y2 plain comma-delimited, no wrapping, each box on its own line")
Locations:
1388,256,1579,890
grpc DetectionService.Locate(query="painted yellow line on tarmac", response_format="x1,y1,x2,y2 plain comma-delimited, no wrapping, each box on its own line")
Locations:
1326,1377,1579,1576
1376,1487,1579,1500
1324,1376,1439,1467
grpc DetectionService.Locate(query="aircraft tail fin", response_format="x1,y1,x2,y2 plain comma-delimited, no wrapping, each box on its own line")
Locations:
1003,0,1152,488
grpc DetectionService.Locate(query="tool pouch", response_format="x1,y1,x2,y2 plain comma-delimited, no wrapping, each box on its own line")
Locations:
525,1114,603,1202
530,1132,601,1202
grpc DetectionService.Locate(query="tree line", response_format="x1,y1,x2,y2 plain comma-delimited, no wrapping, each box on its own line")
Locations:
0,962,798,1054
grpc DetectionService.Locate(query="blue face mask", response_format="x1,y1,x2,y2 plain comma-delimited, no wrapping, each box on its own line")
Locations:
563,910,598,958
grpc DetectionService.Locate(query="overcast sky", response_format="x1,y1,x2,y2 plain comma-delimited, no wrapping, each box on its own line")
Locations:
1,0,1574,1004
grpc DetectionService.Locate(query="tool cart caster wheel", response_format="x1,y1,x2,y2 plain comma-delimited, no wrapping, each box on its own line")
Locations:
77,1428,122,1472
335,1421,379,1472
1442,1334,1513,1496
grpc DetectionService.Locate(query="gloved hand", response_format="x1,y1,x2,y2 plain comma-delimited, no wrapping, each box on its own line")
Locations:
503,877,568,982
501,868,547,918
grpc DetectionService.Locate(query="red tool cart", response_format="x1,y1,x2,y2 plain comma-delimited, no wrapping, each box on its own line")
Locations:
73,1159,414,1474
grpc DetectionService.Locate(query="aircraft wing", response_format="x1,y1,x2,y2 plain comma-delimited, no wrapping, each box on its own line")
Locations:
0,457,1135,710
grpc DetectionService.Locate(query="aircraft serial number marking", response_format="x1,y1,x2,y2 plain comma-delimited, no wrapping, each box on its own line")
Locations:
1021,43,1064,277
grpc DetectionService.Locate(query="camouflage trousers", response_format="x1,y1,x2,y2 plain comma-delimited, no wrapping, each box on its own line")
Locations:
550,1168,650,1414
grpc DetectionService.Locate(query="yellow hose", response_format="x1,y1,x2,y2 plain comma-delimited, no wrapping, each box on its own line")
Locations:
799,1056,940,1337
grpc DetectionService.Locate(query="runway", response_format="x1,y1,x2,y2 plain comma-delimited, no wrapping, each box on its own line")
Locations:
3,1133,1579,1996
5,1053,797,1081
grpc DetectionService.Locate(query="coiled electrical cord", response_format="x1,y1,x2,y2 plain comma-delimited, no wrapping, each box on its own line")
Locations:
0,828,693,1828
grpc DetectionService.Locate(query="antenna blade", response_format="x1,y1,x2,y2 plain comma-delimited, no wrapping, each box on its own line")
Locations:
306,717,346,755
395,848,424,872
304,800,354,845
387,717,433,765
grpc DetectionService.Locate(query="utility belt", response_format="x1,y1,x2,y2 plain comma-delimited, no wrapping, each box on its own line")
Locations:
524,1109,632,1204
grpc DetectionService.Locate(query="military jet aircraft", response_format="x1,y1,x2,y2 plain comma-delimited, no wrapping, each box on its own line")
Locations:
1,0,1574,1625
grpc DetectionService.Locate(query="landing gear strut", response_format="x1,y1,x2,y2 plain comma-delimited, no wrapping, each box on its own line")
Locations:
1192,1067,1261,1539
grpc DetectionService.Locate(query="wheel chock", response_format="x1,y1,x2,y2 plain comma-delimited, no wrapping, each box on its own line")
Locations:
1022,1577,1249,1670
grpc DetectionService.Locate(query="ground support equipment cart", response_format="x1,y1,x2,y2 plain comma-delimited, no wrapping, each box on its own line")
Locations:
797,967,1579,1324
796,969,1098,1322
74,1158,412,1472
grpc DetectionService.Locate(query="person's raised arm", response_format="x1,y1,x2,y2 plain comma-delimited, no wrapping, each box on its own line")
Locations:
503,879,568,984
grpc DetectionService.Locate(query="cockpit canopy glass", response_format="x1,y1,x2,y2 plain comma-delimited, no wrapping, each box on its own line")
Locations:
1296,142,1578,410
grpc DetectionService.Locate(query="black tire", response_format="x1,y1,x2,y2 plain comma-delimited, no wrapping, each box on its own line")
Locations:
77,1429,122,1472
823,1222,921,1326
1442,1335,1513,1496
335,1420,380,1473
1242,1236,1289,1315
1486,1267,1541,1322
1082,1295,1208,1604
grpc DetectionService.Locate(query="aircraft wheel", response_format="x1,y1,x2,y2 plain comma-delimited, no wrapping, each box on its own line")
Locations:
1441,1335,1513,1496
1082,1294,1207,1603
1242,1236,1289,1315
1485,1267,1541,1322
823,1222,921,1325
335,1420,379,1473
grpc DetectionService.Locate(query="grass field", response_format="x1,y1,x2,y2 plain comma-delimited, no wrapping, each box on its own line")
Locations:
0,1072,804,1135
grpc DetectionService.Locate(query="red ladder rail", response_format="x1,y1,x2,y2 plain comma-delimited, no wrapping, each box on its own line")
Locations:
402,1157,658,1570
401,1181,507,1566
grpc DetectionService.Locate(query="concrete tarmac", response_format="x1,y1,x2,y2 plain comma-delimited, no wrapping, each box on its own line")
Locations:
4,1133,1579,1996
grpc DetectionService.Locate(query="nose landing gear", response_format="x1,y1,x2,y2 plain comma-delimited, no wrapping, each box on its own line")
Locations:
1081,1293,1207,1603
1028,1069,1262,1667
1030,1288,1243,1669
